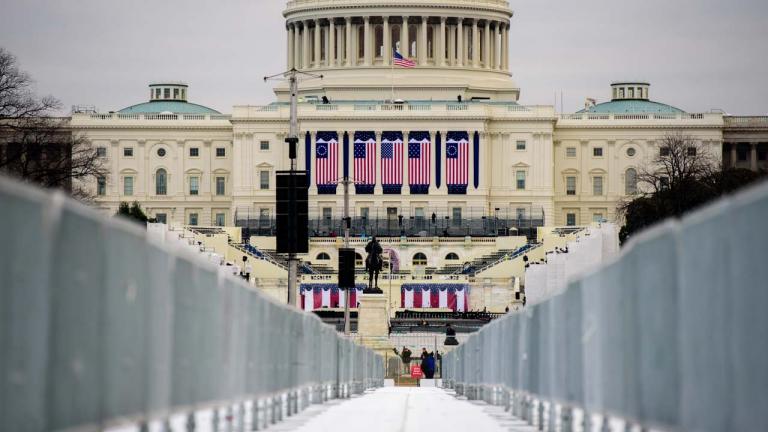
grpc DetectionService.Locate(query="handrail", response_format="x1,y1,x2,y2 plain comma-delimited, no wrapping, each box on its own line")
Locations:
442,180,768,431
0,176,383,432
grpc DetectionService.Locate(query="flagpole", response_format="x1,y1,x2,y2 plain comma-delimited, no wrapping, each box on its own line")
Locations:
391,50,395,102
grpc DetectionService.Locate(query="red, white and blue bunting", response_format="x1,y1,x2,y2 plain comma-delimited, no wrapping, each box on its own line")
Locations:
300,284,367,311
400,284,470,312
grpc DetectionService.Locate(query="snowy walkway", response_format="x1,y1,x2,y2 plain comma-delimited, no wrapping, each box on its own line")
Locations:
267,387,534,432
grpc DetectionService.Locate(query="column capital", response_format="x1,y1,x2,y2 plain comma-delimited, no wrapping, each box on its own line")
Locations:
363,16,370,23
345,16,352,22
440,16,447,23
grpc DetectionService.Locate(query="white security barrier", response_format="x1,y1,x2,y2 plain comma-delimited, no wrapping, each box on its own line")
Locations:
0,177,384,432
443,181,768,431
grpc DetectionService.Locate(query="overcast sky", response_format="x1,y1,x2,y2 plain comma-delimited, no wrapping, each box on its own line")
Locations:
1,0,766,115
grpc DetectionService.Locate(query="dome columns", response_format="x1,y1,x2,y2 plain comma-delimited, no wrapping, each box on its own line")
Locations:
286,13,510,73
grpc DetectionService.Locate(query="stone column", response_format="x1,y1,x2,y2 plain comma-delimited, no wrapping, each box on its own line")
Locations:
314,19,321,68
287,24,295,70
329,19,336,67
456,19,464,67
483,21,491,69
448,24,456,66
472,20,479,68
345,17,353,67
375,131,383,194
402,16,410,58
493,23,500,69
500,24,506,71
503,23,509,71
383,17,391,66
751,143,758,171
439,17,447,66
364,16,372,66
729,143,737,168
302,21,311,69
419,16,428,65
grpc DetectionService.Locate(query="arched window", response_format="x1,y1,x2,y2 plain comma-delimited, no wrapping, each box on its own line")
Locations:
316,252,331,261
412,252,427,266
625,168,638,195
391,25,401,54
374,25,384,58
355,253,364,267
445,252,459,261
155,168,167,195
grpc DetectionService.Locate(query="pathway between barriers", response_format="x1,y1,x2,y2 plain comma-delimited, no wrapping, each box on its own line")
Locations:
268,387,532,432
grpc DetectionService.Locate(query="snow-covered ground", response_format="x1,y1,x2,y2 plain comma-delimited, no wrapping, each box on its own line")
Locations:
267,387,534,432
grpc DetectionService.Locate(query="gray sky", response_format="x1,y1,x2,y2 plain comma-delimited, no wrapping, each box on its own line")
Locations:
1,0,766,115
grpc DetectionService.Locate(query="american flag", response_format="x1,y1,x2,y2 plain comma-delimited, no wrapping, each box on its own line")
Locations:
393,51,416,68
354,131,376,192
381,132,404,187
315,132,338,191
446,131,469,188
408,132,431,187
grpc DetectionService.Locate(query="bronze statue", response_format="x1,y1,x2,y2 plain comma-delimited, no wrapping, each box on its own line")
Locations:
364,236,383,292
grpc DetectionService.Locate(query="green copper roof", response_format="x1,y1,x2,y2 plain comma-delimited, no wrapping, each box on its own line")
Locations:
578,99,684,114
118,100,221,114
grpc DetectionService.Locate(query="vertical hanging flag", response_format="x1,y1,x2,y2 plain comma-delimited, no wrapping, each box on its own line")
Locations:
446,131,469,194
435,132,442,188
354,131,376,194
381,131,404,194
473,131,480,189
408,131,431,194
315,131,338,194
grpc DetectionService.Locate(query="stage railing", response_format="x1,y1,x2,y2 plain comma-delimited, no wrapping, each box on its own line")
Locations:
442,180,768,432
0,176,384,432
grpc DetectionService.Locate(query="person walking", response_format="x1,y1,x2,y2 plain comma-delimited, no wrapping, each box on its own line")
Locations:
393,346,412,374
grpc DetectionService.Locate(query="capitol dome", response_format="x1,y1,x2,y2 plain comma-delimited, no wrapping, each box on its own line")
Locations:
118,83,221,114
579,82,684,114
278,0,519,102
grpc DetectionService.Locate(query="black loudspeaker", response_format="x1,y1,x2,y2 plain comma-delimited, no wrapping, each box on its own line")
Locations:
276,171,309,254
338,248,356,289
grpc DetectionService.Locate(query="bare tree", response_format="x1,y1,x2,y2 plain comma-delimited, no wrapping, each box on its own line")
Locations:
0,47,106,200
636,132,717,194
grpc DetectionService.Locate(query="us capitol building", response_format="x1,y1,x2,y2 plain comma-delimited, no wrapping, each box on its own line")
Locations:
72,0,766,234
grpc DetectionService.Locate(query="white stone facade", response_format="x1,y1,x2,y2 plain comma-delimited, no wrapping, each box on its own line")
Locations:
72,0,745,229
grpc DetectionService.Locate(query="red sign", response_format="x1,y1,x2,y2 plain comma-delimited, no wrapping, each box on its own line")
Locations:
410,365,423,379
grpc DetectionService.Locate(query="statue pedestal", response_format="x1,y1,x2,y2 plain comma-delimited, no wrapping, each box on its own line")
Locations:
357,293,393,358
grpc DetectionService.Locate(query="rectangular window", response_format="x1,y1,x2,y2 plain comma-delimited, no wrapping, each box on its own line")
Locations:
216,147,226,157
215,213,225,227
566,176,576,195
687,147,697,157
322,207,332,220
260,140,270,150
452,207,462,227
593,147,603,157
566,147,576,158
259,208,270,223
97,176,106,196
593,176,603,196
155,213,167,224
566,213,576,227
216,177,226,196
516,140,526,151
123,147,133,157
659,176,670,190
360,207,370,220
96,147,107,158
189,176,199,195
260,170,270,190
516,207,526,220
188,213,198,226
516,171,526,190
123,176,134,196
737,147,748,161
660,147,671,157
593,213,604,223
189,147,199,157
164,88,170,99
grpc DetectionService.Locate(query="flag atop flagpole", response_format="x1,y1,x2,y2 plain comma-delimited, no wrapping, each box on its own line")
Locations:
393,51,416,68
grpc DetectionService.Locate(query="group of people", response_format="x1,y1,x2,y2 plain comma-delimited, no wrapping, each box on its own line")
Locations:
393,347,440,379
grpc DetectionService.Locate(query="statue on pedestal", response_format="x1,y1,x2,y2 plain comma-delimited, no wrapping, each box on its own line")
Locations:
364,236,383,293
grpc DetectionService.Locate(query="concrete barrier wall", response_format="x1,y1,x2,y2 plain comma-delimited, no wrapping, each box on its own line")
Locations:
443,180,768,431
0,176,384,432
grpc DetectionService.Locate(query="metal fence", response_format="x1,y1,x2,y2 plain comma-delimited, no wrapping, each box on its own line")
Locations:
0,176,384,432
442,180,768,432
